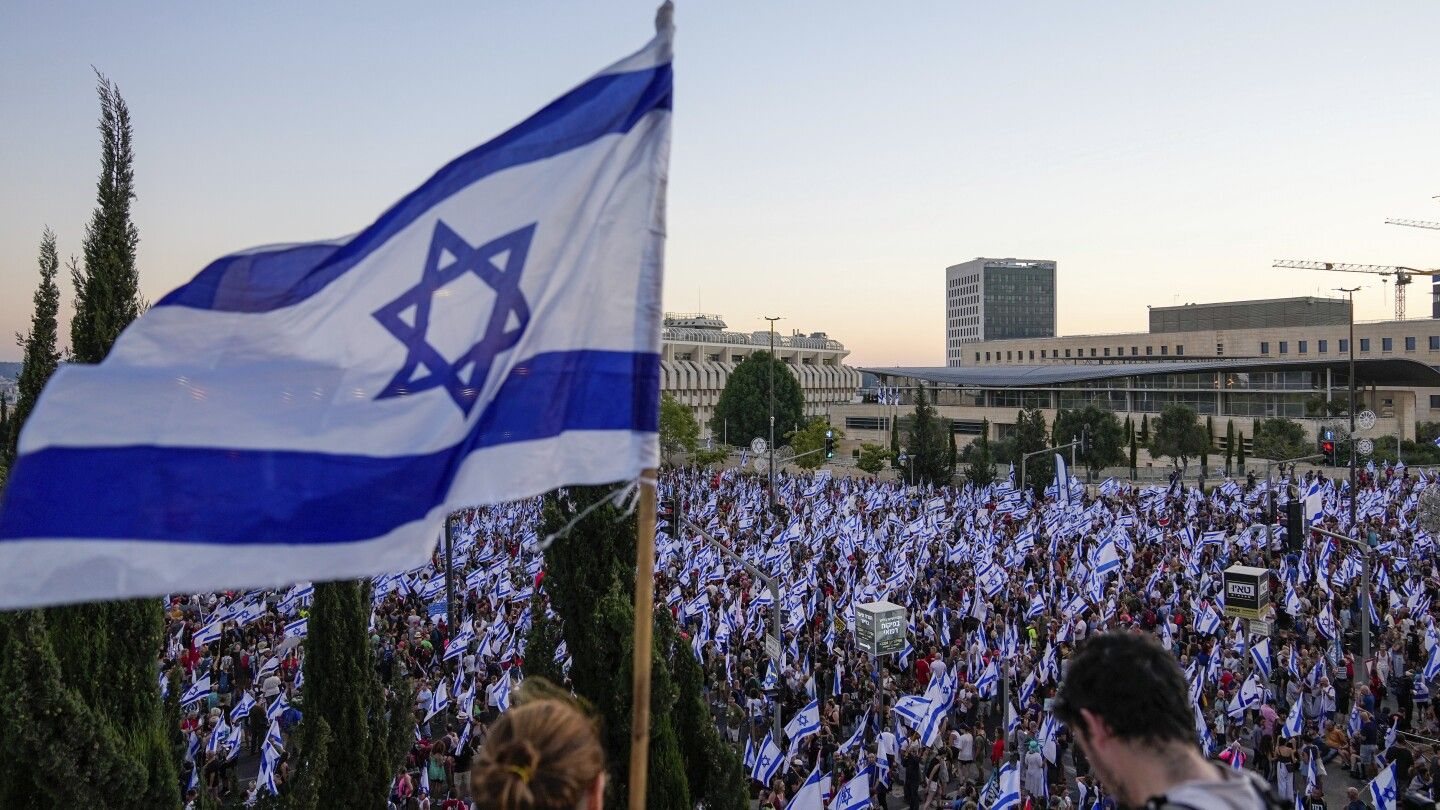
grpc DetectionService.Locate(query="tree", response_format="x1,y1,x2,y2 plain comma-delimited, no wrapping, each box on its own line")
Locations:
1014,408,1050,496
857,443,892,476
657,392,700,464
72,71,142,365
708,351,803,450
964,420,996,486
787,417,841,470
1236,430,1247,472
1146,405,1207,470
6,227,63,467
1124,415,1133,444
1051,406,1125,476
0,610,145,806
11,72,179,810
663,611,747,810
1128,434,1138,478
293,579,403,807
1252,417,1309,461
905,384,951,485
0,392,9,483
889,416,901,469
1225,420,1235,474
948,430,958,478
1139,414,1150,444
535,486,719,809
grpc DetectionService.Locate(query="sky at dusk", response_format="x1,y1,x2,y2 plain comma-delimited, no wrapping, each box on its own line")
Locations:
4,2,1440,367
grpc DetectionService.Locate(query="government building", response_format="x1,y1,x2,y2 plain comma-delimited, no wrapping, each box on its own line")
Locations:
660,313,861,438
835,294,1440,462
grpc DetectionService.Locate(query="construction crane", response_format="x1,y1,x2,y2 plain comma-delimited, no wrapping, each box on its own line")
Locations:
1272,259,1440,320
1386,218,1440,231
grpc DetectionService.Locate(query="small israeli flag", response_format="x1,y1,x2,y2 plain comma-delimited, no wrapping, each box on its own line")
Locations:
0,11,673,608
1370,762,1399,810
831,771,870,810
992,762,1022,810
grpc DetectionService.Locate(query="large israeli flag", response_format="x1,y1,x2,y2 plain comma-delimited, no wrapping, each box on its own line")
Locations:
0,11,673,608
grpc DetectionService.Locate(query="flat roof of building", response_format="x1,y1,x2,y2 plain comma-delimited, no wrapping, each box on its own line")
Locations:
1149,295,1348,312
862,358,1440,388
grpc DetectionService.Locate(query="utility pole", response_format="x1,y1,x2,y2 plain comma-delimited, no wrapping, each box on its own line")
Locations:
1313,524,1372,665
765,316,782,507
1338,287,1367,664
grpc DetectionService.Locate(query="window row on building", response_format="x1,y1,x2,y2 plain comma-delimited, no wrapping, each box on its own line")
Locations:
977,344,1188,363
1258,336,1440,355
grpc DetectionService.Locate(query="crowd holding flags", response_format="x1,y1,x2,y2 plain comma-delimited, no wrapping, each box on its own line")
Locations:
24,405,1440,805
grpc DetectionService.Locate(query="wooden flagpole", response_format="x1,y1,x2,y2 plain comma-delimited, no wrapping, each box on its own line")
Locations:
628,468,658,810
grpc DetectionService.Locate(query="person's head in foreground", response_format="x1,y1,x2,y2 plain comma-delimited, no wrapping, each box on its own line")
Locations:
471,679,604,810
1054,631,1276,810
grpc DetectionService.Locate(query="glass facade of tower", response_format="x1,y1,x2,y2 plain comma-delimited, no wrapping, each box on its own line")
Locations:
983,264,1055,340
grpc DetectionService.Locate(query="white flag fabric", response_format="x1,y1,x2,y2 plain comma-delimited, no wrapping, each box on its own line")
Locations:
785,766,825,810
1369,763,1399,810
0,18,674,607
830,770,869,810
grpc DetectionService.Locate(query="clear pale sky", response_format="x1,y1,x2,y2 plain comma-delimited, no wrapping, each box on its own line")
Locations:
3,2,1440,367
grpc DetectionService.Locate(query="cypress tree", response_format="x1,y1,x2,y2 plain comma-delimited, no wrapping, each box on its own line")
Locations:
72,71,142,365
0,392,9,483
664,610,746,810
1140,414,1150,444
1237,430,1247,471
948,425,958,479
6,227,63,467
0,610,146,805
1225,420,1236,474
907,384,950,485
965,420,995,486
890,415,901,469
24,71,178,809
1129,434,1138,478
537,486,703,809
293,579,397,808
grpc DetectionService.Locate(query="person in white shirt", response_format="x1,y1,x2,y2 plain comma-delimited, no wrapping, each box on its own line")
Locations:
953,724,976,785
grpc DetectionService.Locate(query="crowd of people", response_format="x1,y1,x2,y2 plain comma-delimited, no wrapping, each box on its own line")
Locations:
160,454,1440,809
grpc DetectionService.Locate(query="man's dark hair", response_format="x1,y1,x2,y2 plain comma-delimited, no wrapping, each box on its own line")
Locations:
1055,631,1196,746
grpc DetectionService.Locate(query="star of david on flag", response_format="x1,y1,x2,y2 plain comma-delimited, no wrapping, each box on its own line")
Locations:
0,13,673,607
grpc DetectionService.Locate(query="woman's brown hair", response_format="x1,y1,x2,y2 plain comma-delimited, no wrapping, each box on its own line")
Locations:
471,679,604,810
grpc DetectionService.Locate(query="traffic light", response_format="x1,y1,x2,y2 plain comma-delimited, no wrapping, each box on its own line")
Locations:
1285,499,1304,552
1320,429,1336,466
824,429,835,459
1080,427,1091,456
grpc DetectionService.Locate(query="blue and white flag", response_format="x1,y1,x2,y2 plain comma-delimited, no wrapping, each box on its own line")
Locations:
1250,637,1272,680
1424,643,1440,683
1282,698,1304,738
180,675,211,709
1054,454,1071,510
751,732,783,786
0,13,675,607
1369,763,1400,810
784,698,820,743
992,761,1021,810
784,766,824,810
831,770,870,810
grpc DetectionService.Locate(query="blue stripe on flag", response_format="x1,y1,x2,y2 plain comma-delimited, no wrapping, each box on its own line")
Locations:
0,350,657,544
157,63,673,313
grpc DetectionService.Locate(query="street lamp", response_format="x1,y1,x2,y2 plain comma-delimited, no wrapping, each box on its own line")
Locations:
764,316,782,506
1335,287,1359,535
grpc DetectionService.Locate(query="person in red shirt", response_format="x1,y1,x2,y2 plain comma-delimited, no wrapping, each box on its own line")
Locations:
915,654,931,689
